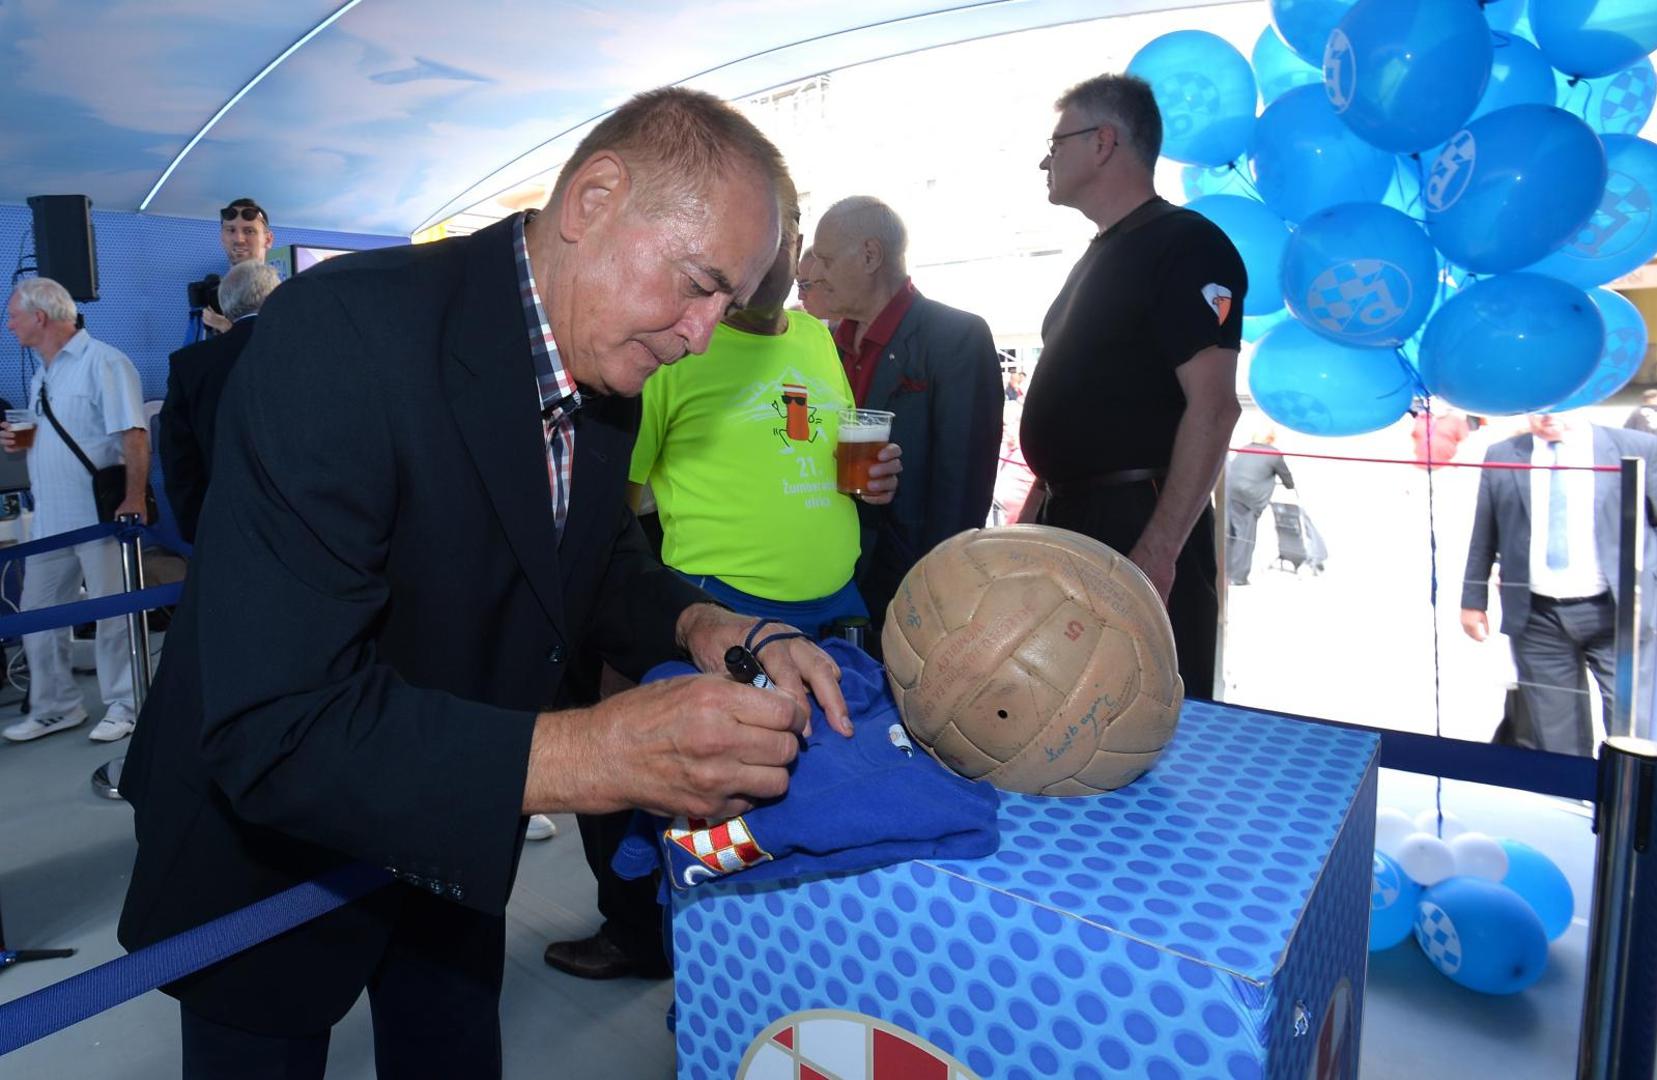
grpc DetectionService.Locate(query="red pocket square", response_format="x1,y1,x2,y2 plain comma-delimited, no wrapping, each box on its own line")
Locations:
896,377,929,394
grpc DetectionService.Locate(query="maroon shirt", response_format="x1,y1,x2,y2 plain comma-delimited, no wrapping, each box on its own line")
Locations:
835,278,917,406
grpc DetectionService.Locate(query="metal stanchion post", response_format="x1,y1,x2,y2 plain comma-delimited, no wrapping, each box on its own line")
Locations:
1577,736,1657,1079
1612,457,1644,742
91,514,148,800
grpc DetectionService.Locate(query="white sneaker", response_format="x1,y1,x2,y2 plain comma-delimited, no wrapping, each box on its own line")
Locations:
4,705,88,742
526,814,558,841
89,709,137,743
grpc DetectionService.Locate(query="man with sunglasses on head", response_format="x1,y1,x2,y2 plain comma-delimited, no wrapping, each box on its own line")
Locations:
200,198,274,335
1018,74,1245,701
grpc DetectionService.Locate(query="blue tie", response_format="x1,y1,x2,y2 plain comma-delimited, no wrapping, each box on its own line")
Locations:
1546,440,1568,571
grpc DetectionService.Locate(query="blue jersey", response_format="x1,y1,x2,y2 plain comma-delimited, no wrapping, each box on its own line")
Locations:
614,638,1000,892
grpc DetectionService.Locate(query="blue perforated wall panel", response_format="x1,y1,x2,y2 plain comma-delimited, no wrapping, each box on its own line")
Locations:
674,701,1379,1080
0,203,403,406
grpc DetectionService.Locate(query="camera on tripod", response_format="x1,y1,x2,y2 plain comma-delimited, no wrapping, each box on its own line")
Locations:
186,273,222,314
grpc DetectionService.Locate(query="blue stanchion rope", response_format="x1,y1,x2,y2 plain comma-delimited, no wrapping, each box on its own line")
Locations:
0,584,181,639
0,862,392,1055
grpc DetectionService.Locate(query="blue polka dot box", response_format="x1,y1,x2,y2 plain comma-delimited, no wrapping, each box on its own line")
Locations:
671,699,1380,1080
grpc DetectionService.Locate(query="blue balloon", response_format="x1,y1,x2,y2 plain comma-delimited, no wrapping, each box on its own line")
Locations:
1370,852,1422,950
1243,308,1293,343
1558,57,1657,137
1282,202,1440,347
1250,84,1395,223
1526,135,1657,288
1249,320,1415,435
1324,0,1494,153
1415,877,1549,994
1127,31,1258,166
1482,0,1527,34
1253,24,1324,105
1181,162,1257,201
1418,273,1604,414
1187,194,1290,314
1468,33,1557,124
1532,0,1657,79
1549,289,1650,410
1498,839,1575,941
1425,105,1608,273
1271,0,1362,64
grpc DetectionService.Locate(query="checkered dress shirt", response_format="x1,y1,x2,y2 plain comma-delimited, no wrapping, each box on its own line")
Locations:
514,211,582,539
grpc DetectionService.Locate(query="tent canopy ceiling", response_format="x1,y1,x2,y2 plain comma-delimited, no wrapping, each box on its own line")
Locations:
0,0,1192,236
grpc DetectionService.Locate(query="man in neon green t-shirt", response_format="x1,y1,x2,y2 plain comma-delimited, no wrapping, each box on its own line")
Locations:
543,176,900,984
629,185,899,628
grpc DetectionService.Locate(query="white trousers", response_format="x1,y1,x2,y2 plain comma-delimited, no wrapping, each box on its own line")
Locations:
21,539,137,719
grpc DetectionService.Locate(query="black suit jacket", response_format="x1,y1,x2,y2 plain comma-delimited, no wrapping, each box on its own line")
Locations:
856,293,1002,620
117,217,706,1034
159,314,257,542
1463,427,1657,637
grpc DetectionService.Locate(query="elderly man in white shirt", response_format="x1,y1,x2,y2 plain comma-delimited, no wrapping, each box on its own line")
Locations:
2,277,151,743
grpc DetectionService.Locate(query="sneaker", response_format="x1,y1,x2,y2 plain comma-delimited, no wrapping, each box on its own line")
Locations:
4,705,89,742
89,709,137,743
525,814,558,841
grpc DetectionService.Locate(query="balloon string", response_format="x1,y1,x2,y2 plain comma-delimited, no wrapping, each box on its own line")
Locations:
1426,407,1446,838
1227,156,1262,201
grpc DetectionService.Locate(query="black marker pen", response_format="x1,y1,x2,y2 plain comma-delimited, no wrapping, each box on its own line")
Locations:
724,645,774,690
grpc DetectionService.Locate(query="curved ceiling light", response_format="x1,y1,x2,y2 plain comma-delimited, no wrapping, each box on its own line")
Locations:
138,0,367,212
412,0,1017,234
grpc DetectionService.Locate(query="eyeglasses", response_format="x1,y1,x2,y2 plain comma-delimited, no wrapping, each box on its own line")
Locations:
220,205,267,224
1046,125,1103,156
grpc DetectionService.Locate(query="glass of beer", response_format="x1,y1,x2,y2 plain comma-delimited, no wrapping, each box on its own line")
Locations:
4,409,36,451
836,408,893,497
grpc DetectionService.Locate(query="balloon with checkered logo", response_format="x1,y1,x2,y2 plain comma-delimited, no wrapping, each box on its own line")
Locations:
1525,134,1657,288
1547,287,1651,410
1558,58,1656,137
1414,877,1549,994
1126,31,1259,167
1281,202,1439,348
1369,852,1420,950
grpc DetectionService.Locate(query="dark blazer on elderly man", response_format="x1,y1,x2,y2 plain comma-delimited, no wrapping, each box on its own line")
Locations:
159,313,257,543
117,215,706,1059
854,293,1003,644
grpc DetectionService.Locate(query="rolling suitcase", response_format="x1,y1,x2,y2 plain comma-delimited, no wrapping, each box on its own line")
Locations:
1269,494,1327,574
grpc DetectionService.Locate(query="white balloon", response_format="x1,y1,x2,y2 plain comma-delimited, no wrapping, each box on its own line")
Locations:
1448,832,1510,882
1397,832,1457,886
1376,808,1418,857
1413,808,1468,840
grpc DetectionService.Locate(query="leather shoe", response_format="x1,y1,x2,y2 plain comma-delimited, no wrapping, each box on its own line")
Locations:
542,933,669,980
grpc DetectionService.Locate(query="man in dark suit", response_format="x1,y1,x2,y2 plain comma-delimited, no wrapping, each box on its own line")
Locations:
810,196,1002,646
159,259,281,543
117,87,850,1079
1461,412,1657,756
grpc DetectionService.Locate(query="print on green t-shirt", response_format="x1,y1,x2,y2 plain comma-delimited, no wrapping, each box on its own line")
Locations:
631,310,861,602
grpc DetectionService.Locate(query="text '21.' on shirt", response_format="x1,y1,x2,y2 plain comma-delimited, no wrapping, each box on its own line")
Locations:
630,310,860,602
1020,197,1246,485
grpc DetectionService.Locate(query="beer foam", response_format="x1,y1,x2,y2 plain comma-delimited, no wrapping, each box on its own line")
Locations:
837,424,890,443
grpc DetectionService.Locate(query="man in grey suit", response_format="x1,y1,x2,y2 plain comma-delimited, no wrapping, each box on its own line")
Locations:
1461,412,1657,755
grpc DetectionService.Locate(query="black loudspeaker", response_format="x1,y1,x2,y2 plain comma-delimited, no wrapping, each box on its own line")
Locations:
26,195,99,302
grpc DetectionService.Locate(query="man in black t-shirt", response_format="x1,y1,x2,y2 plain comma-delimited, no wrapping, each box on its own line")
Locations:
1019,73,1246,700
